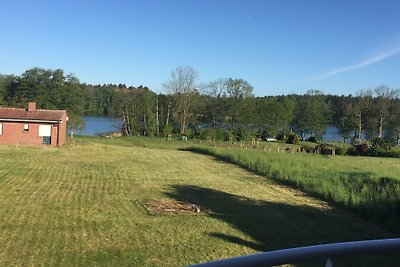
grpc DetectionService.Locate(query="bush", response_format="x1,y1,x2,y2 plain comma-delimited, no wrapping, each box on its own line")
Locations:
197,128,210,140
276,131,286,141
346,142,400,158
334,146,347,155
235,127,252,142
300,144,316,153
355,143,370,155
307,136,318,143
314,144,338,155
346,145,358,156
365,146,400,158
224,131,235,143
260,128,275,141
346,144,370,156
316,144,329,155
183,128,194,138
197,128,234,142
286,132,300,144
163,124,173,136
372,137,395,150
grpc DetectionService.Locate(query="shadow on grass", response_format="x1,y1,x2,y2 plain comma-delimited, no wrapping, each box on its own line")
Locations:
166,185,399,267
180,146,400,235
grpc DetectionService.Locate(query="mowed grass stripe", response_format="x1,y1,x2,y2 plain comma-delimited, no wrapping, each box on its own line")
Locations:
0,140,397,266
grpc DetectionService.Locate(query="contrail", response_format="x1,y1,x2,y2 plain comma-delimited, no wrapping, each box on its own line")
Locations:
327,46,400,77
302,46,400,83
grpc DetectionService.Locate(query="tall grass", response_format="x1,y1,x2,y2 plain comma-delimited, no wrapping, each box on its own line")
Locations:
186,146,400,234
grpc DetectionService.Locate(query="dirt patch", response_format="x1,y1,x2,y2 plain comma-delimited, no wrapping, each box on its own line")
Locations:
141,199,209,215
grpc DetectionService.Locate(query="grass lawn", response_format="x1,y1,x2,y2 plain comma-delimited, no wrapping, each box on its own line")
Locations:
0,137,398,266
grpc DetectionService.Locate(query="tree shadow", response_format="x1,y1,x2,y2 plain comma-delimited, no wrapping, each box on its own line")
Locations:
166,185,399,266
180,147,400,235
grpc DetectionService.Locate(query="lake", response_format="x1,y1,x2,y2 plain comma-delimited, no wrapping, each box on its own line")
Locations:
70,116,123,136
73,116,346,141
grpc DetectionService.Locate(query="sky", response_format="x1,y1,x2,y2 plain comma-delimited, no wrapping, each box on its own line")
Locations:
1,0,400,96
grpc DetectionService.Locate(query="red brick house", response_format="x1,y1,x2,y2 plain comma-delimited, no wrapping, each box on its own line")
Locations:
0,102,68,147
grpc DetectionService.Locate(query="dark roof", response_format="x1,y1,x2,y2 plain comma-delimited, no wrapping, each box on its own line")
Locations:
0,107,66,122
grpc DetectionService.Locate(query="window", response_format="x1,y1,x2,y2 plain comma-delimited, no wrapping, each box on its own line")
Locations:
24,124,29,132
0,123,2,135
38,125,51,137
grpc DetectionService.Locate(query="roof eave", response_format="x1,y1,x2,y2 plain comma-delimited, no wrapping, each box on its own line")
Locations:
0,118,60,124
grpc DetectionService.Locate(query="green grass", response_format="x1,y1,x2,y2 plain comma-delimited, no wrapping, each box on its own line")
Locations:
185,146,400,234
0,137,398,266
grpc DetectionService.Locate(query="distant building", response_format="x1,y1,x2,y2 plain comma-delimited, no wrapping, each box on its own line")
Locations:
0,102,68,147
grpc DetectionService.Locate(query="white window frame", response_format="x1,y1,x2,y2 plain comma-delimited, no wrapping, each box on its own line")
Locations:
24,123,29,132
0,123,2,135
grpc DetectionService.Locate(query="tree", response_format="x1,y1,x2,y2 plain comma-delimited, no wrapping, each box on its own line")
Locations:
163,66,198,135
225,78,254,129
293,90,328,140
256,96,296,139
200,78,227,98
0,74,18,105
8,68,85,135
62,74,85,136
331,95,354,143
373,85,398,138
139,88,156,136
200,78,228,128
349,90,372,142
387,98,400,145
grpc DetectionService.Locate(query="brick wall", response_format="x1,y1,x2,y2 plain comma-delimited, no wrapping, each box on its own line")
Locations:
58,113,68,146
0,121,66,147
0,122,44,146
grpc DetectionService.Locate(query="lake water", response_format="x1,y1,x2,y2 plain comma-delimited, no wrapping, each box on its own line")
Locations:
321,126,344,142
73,116,346,141
70,116,123,136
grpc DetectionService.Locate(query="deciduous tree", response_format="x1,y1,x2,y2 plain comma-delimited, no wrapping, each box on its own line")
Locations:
163,66,198,135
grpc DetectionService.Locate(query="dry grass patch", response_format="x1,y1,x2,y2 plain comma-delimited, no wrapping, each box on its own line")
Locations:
140,199,210,215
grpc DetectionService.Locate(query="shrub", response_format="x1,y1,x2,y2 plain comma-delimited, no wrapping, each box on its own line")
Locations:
197,128,209,140
300,144,316,153
197,128,212,140
163,124,173,136
358,143,370,153
318,144,330,155
260,128,275,141
224,131,235,143
372,137,395,150
365,146,400,158
276,131,286,141
334,146,347,155
314,144,338,155
235,127,252,142
346,142,400,158
183,128,194,138
286,132,300,144
210,128,225,141
307,136,318,143
346,145,359,156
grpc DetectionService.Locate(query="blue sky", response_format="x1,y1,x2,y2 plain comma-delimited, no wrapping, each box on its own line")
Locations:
1,0,400,96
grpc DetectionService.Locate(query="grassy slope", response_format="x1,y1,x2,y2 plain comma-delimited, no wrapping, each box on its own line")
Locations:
0,138,398,266
185,146,400,234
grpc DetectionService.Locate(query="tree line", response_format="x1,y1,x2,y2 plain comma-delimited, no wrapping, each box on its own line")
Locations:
1,66,400,145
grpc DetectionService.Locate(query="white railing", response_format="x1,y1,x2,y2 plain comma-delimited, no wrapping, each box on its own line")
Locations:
189,238,400,267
